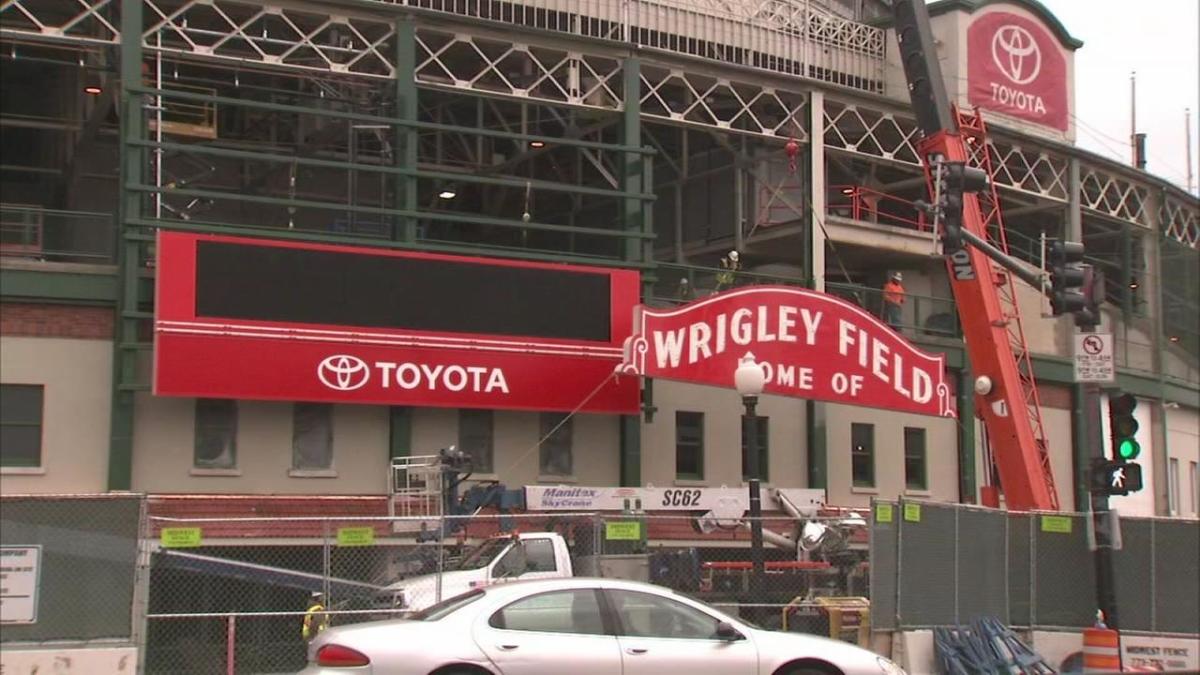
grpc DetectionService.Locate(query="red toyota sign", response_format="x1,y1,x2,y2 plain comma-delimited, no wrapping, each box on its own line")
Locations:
153,232,639,414
618,287,955,417
968,11,1068,131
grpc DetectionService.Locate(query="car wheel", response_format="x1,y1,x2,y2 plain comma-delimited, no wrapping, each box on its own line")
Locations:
777,662,842,675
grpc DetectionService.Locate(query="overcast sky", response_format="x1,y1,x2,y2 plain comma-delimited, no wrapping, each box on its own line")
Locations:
1037,0,1199,194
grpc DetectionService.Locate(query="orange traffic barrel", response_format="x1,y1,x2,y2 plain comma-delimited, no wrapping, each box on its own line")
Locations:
1081,626,1121,671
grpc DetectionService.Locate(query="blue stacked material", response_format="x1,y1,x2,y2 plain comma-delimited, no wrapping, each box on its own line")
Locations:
934,616,1055,675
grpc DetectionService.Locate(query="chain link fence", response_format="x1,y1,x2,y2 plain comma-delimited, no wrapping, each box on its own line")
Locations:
871,498,1200,634
0,494,144,649
141,511,874,673
5,495,1195,673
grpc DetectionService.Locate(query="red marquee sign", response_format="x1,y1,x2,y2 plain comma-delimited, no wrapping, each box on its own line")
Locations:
153,231,639,414
967,11,1068,132
619,287,955,417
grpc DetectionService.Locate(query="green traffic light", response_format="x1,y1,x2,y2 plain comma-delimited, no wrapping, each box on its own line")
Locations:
1118,438,1141,460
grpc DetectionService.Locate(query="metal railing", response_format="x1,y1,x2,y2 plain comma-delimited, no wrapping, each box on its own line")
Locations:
825,281,961,339
398,0,886,92
827,185,929,232
0,205,116,264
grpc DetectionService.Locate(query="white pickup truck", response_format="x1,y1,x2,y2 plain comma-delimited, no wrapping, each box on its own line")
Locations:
377,532,577,614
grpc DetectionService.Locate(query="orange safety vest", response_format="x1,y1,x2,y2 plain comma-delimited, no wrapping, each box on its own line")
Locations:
883,281,905,306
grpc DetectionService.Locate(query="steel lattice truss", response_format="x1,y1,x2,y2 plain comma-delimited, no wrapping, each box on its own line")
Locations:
1159,192,1200,248
0,0,120,44
415,30,623,112
1079,165,1150,227
822,100,922,166
142,0,396,78
639,64,810,138
980,138,1069,202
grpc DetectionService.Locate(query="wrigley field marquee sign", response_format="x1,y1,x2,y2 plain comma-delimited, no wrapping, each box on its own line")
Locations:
619,286,955,417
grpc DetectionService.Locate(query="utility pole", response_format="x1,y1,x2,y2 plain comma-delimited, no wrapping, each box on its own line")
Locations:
1130,72,1137,168
1186,108,1194,194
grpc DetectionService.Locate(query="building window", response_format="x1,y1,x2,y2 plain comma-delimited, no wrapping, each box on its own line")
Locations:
459,409,494,473
1168,458,1180,516
675,411,705,480
741,415,769,481
904,427,927,490
292,403,333,470
1,384,43,468
1191,462,1198,516
539,413,572,476
851,423,875,488
194,399,237,469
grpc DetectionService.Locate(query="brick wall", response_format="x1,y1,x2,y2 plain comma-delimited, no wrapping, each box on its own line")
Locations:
0,302,114,339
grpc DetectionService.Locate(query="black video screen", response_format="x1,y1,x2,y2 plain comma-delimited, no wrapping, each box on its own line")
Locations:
194,241,613,342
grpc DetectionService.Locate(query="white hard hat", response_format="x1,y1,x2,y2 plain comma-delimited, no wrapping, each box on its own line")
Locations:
892,272,903,281
728,250,739,261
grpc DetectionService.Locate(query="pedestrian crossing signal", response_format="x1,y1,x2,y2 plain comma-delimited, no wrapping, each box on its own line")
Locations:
1092,459,1143,497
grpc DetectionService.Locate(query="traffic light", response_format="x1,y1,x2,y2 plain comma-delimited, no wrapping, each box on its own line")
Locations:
1108,392,1140,460
1074,265,1104,328
1048,240,1087,316
935,162,989,252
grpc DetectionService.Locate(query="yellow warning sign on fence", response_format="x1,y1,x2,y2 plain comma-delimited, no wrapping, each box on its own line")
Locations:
903,504,922,523
337,527,376,547
876,504,894,523
605,522,642,540
1040,515,1072,533
161,527,202,548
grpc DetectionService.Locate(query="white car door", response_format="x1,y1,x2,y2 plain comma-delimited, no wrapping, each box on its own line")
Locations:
472,588,622,675
605,589,760,675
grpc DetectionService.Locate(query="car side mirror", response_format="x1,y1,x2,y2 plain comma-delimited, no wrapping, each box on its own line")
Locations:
715,621,742,641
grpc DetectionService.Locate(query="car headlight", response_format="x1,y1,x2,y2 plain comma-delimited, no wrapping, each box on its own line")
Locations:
877,656,907,675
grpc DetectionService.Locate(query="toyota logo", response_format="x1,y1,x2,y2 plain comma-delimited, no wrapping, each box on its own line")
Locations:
317,355,370,391
991,24,1041,85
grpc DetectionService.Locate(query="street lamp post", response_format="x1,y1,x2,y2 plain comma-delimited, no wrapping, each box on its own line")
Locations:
735,352,767,612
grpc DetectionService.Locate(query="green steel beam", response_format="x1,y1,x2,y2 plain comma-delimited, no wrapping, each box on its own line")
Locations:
620,57,646,486
124,184,653,241
957,367,977,503
0,268,117,303
128,86,653,155
1070,383,1090,511
620,413,641,487
805,399,826,490
125,139,654,201
396,17,419,242
108,0,142,492
125,217,656,270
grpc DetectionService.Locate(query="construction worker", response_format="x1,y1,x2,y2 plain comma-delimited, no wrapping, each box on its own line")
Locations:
302,592,330,642
882,272,905,330
714,250,741,291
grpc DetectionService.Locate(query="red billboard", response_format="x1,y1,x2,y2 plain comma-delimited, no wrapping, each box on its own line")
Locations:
618,286,955,417
153,231,640,414
967,11,1068,132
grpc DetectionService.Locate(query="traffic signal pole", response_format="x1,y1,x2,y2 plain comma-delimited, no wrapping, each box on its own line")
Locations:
1082,362,1120,630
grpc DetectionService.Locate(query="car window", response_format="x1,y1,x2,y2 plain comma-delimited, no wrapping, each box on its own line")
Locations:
488,590,607,635
524,539,557,572
606,590,723,640
409,588,485,621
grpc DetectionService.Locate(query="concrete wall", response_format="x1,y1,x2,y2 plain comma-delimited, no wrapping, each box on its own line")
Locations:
1165,406,1200,518
0,337,112,494
824,402,959,508
131,395,391,494
640,380,806,488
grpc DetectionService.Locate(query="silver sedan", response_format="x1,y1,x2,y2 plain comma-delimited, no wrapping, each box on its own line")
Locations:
296,577,905,675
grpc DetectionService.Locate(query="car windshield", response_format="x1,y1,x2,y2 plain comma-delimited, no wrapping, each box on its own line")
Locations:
454,537,510,571
408,588,485,621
